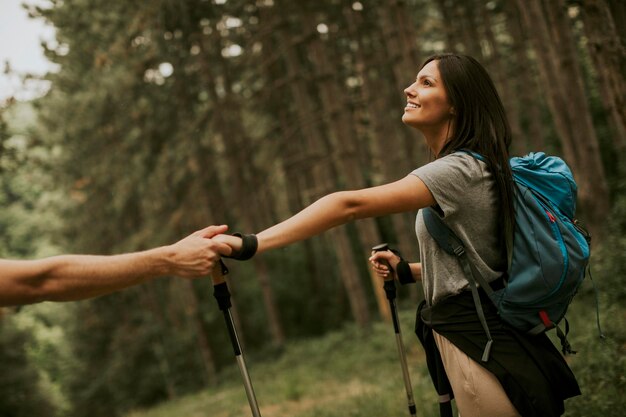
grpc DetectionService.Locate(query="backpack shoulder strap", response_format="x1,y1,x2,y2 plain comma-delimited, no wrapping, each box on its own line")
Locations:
422,208,497,297
422,207,495,362
458,149,514,268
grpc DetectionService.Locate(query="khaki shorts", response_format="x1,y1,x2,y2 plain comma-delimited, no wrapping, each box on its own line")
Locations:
433,331,522,417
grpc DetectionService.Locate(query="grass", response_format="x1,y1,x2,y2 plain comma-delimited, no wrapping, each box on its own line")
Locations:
126,295,624,417
126,308,443,417
557,296,626,417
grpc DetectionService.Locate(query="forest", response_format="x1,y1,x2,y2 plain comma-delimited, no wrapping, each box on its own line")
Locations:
0,0,624,416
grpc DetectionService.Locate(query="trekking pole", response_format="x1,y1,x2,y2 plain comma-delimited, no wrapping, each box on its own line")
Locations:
212,262,262,417
372,243,417,417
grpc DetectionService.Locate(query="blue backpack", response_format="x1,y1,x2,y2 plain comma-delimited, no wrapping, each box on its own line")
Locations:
423,151,601,361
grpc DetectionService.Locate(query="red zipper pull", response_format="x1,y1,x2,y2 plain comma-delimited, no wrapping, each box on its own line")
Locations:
546,210,556,223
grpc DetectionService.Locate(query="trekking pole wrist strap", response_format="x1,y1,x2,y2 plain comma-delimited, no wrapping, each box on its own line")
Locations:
385,248,414,285
225,233,258,261
396,260,414,285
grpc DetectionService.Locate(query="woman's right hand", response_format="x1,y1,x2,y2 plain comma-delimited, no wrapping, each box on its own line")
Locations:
369,250,401,280
212,234,243,254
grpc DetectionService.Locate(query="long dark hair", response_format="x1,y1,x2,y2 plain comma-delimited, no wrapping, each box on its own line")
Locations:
423,53,515,259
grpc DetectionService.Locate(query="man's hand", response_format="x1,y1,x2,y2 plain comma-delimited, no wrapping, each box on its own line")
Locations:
165,225,233,277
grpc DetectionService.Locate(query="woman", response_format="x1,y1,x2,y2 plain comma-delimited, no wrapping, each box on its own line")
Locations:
217,53,580,417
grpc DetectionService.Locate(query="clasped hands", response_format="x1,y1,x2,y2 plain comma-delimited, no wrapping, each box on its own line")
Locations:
164,226,244,279
208,233,250,281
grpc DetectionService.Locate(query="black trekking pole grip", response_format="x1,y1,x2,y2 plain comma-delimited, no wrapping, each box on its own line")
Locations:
372,243,401,333
211,272,239,355
212,261,232,311
372,243,397,301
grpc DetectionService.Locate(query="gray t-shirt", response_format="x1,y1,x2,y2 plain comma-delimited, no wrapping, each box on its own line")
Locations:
411,152,506,306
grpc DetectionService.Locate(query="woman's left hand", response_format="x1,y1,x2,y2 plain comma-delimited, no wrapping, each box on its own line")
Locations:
369,250,401,280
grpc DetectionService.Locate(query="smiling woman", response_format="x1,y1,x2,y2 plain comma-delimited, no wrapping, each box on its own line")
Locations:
401,60,455,151
214,53,581,417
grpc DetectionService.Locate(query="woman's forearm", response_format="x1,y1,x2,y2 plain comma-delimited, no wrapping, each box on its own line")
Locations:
255,176,433,254
212,176,432,259
256,192,355,253
410,262,422,282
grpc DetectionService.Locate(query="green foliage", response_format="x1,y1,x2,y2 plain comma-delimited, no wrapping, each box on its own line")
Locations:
559,180,626,416
260,241,352,339
564,304,626,417
62,288,222,417
0,99,68,416
584,174,626,304
0,102,62,259
10,302,74,415
0,317,58,417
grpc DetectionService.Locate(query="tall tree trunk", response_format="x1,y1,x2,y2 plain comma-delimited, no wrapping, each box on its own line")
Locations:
263,5,371,328
479,3,523,146
198,34,287,347
515,0,610,237
348,1,422,300
252,258,286,344
503,0,546,154
581,0,626,152
176,280,217,386
607,0,626,43
436,0,482,58
191,147,251,350
139,286,177,399
257,9,350,331
308,33,390,320
389,0,422,81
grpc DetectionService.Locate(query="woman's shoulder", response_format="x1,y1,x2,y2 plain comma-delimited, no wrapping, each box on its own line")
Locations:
441,151,486,165
415,151,485,177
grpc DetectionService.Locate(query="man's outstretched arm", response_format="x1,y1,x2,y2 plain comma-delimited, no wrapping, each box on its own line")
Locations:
0,225,232,307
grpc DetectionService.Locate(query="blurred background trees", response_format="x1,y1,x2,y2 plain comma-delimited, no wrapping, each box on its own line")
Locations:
0,0,624,416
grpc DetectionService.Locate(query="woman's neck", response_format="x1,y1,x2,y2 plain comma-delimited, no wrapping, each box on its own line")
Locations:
422,122,453,156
